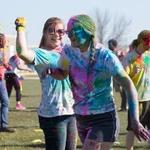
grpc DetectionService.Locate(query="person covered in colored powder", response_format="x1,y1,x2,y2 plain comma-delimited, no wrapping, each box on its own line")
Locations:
14,17,77,150
124,30,150,150
47,14,149,150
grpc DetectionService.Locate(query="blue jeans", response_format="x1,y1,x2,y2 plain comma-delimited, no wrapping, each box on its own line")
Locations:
0,80,9,128
39,115,77,150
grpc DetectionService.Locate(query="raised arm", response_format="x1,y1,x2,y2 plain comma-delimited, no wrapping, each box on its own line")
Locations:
15,17,35,64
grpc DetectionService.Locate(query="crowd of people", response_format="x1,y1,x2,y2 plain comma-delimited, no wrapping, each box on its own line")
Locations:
0,14,150,150
5,54,32,110
0,33,33,132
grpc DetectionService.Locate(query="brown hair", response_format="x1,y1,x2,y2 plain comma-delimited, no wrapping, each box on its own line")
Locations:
129,39,139,51
39,17,64,48
108,39,118,51
137,30,150,42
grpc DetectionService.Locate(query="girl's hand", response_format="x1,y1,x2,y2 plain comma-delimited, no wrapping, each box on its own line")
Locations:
132,121,149,141
15,17,26,31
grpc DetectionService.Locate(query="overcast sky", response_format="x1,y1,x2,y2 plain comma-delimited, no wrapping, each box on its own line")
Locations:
0,0,149,46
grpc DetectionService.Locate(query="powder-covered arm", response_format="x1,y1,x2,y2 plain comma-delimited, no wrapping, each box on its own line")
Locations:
15,17,35,64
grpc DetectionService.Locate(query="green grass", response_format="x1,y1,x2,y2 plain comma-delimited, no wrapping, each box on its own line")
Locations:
0,79,150,150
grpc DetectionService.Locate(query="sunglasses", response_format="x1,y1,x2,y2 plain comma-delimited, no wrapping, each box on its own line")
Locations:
48,28,66,36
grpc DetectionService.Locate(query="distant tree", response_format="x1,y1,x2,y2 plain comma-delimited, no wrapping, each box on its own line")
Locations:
95,9,131,47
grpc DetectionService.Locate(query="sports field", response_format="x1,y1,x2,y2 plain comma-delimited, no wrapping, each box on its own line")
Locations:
0,79,149,150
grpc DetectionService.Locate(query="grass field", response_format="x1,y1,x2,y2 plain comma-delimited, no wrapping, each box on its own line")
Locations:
0,79,150,150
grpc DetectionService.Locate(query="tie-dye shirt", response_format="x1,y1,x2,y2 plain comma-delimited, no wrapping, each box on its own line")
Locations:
60,45,125,115
31,48,74,117
124,50,150,102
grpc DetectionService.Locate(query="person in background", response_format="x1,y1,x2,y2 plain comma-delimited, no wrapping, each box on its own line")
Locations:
124,30,150,150
14,17,77,150
48,14,149,150
108,39,128,111
5,54,32,110
0,33,15,132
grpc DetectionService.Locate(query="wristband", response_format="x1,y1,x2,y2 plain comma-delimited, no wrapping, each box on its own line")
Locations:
15,17,26,31
16,26,25,31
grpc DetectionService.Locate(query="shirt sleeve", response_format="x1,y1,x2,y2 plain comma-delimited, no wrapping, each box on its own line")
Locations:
32,48,60,68
104,49,125,76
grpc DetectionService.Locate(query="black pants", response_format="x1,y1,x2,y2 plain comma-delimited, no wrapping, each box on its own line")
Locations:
5,73,22,102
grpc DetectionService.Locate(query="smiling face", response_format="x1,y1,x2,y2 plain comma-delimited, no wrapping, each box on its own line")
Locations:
39,17,65,50
44,23,65,49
